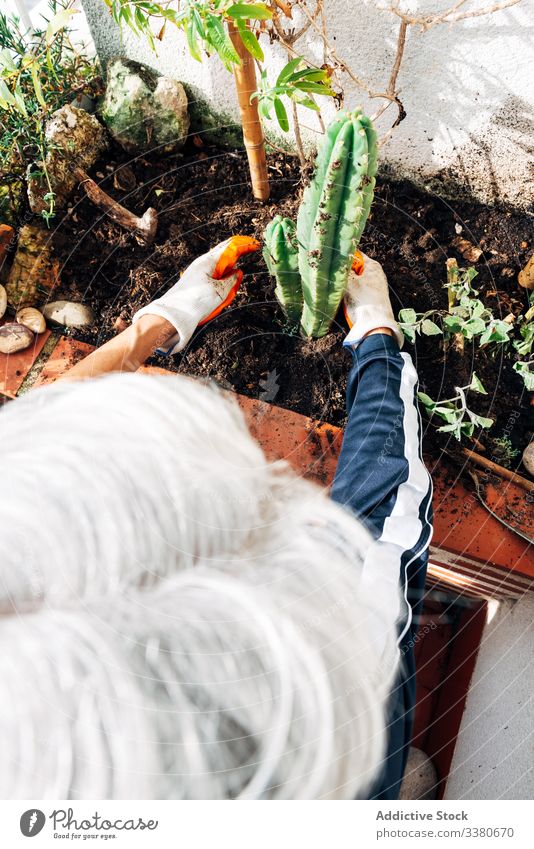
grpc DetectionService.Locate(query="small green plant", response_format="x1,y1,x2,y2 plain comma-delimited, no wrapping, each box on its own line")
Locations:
0,0,100,222
398,261,513,349
252,57,333,132
418,373,494,441
513,360,534,391
263,109,377,338
489,436,520,469
397,309,442,343
513,307,534,357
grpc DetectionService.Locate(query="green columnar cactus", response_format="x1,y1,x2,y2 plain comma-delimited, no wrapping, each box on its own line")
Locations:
263,216,302,324
297,110,377,337
263,110,377,338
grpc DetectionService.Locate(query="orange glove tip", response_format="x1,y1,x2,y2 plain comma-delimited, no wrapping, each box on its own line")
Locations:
212,235,261,281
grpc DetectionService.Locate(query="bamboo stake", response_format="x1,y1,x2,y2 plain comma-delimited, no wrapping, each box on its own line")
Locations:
462,447,534,493
228,21,270,201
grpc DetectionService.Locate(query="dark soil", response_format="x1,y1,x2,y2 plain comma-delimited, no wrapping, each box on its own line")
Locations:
49,139,533,460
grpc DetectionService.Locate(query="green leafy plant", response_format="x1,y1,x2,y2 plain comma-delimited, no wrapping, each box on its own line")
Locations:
263,109,377,338
397,309,442,343
105,2,333,123
0,0,100,222
252,57,333,132
513,305,534,357
488,436,520,469
106,1,273,67
418,373,494,442
513,360,534,391
398,261,513,349
445,264,513,347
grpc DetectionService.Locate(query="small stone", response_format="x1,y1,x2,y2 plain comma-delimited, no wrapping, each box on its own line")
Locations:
518,255,534,290
100,58,190,155
399,747,438,800
0,322,34,354
16,306,46,334
522,442,534,477
454,223,463,234
43,300,94,328
0,283,6,320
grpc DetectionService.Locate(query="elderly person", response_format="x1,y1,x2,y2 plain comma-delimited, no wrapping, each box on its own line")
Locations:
0,241,432,800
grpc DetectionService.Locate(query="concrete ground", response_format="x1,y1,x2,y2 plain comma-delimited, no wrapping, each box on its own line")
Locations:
445,594,534,799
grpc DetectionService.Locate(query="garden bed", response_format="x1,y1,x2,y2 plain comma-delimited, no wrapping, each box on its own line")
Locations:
48,139,533,460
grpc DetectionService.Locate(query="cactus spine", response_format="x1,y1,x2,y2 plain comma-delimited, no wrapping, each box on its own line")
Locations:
262,216,302,324
263,110,377,338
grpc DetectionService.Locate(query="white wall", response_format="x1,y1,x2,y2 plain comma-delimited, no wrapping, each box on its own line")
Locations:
445,594,534,800
81,0,533,210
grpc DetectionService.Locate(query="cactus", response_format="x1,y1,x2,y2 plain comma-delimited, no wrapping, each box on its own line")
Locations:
263,215,302,324
263,110,377,338
298,109,377,337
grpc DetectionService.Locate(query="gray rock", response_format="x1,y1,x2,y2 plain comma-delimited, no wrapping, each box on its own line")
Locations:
0,322,34,354
522,441,534,476
16,307,46,335
43,301,94,328
399,746,438,800
27,104,109,214
0,284,6,320
100,58,189,154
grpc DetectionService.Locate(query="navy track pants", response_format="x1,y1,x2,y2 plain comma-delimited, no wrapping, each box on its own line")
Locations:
331,333,433,799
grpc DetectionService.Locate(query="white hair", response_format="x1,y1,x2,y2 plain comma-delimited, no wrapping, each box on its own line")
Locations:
0,374,399,799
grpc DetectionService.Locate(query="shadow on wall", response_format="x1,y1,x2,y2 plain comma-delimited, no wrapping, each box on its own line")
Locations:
361,7,534,211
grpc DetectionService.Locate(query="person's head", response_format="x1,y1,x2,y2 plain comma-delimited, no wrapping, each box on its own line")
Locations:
0,373,399,799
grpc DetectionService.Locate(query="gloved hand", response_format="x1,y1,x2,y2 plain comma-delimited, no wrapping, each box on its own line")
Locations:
343,251,404,349
133,236,259,354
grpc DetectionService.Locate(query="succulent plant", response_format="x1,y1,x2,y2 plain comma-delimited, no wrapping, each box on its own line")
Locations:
263,215,302,324
298,110,377,337
263,110,377,337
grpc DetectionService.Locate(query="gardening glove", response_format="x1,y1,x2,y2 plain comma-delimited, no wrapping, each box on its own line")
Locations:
132,236,260,354
343,251,404,349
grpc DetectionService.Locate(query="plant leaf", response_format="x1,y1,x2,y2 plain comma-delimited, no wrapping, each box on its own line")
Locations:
206,15,241,68
276,57,303,86
400,324,416,343
398,308,417,324
417,392,435,408
273,96,289,131
438,422,462,440
513,361,534,391
186,20,202,61
421,319,442,336
0,78,16,109
46,8,78,42
237,23,264,61
227,3,273,20
443,314,463,333
468,372,487,394
30,59,46,108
